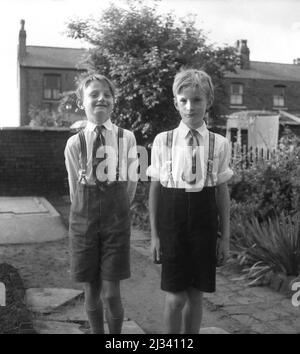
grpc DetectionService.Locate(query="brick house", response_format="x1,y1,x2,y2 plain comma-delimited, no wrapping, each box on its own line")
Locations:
224,39,300,116
17,20,87,126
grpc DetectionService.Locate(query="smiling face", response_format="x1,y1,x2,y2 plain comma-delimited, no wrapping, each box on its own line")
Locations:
81,80,114,125
174,86,208,129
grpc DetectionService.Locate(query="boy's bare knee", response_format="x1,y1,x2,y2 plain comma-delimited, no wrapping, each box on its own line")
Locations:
165,291,187,310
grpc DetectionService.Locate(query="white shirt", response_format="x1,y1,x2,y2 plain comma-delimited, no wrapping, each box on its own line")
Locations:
65,119,138,202
147,121,233,192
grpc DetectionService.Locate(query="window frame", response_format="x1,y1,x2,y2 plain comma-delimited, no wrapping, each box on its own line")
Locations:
273,85,286,108
43,74,62,101
230,82,244,105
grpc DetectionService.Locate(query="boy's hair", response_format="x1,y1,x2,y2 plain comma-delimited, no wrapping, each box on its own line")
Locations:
172,69,214,108
76,73,116,101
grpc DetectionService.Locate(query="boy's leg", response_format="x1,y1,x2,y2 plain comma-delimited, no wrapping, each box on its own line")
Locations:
102,280,124,334
164,291,188,334
182,287,203,334
84,279,104,334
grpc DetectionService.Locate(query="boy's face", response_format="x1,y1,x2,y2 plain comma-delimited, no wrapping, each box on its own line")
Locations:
81,80,114,125
174,86,209,129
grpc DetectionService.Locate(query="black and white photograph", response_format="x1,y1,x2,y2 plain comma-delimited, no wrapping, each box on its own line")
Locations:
0,0,300,339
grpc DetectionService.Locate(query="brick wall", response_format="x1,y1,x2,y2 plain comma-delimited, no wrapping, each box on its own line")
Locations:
0,127,73,196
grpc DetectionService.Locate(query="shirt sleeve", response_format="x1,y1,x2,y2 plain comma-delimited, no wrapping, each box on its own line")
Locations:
127,132,138,204
216,138,233,185
64,136,80,203
146,135,161,181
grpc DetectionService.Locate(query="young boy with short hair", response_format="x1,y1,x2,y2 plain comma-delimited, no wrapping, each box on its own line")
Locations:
64,73,137,334
148,68,233,334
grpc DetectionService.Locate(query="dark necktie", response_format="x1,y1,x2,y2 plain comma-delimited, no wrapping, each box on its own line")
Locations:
182,129,202,184
92,125,107,184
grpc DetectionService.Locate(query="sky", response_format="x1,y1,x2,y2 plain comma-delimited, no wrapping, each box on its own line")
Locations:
0,0,300,127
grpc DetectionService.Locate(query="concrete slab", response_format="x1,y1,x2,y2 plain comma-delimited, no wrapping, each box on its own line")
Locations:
33,319,84,334
43,300,88,322
200,327,229,334
25,288,83,313
0,197,67,244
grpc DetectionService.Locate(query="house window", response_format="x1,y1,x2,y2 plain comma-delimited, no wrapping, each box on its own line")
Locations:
230,83,243,105
43,74,61,100
273,85,285,107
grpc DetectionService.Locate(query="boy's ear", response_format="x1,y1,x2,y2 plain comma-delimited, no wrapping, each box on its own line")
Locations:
76,99,84,110
173,97,179,111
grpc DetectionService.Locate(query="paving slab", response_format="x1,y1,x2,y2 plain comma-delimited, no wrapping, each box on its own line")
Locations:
33,319,84,334
0,197,67,244
33,319,144,334
42,299,88,322
200,327,229,334
25,288,83,313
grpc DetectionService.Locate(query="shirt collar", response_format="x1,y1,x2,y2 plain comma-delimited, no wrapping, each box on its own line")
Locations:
86,119,113,132
177,120,208,138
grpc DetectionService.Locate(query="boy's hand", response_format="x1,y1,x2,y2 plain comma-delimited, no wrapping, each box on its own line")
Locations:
216,236,230,267
151,233,162,264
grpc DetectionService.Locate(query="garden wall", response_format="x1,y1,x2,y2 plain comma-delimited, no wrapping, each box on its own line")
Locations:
0,127,73,196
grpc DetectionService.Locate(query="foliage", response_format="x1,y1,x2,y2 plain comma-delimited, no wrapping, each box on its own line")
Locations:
66,0,238,145
131,181,150,231
230,128,300,220
28,91,85,128
230,212,300,284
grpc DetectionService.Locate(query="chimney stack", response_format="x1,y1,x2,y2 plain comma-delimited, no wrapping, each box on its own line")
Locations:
236,39,250,69
293,58,300,65
18,19,26,61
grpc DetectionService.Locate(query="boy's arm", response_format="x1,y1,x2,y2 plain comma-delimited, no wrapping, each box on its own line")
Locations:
149,180,161,262
127,133,138,204
64,137,80,203
215,182,230,240
215,182,230,265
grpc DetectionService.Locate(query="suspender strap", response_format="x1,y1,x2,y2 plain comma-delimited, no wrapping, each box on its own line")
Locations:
78,130,87,183
205,131,215,186
116,127,124,181
166,130,175,188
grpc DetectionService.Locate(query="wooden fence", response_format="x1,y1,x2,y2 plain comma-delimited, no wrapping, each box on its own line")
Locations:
230,143,279,168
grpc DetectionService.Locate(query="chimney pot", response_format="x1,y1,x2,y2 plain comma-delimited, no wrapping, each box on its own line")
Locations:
236,39,250,69
293,58,300,65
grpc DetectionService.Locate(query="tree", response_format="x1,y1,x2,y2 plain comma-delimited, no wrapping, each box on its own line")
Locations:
28,91,85,128
66,0,238,145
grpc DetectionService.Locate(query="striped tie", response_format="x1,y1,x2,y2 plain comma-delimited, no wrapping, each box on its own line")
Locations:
182,129,202,185
92,125,107,184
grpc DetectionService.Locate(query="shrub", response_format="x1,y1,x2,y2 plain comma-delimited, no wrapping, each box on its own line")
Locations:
131,181,150,231
230,212,300,285
230,129,300,220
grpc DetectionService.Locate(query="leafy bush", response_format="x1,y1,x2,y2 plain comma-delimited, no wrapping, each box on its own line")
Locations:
230,129,300,220
230,212,300,285
28,101,84,128
131,181,150,231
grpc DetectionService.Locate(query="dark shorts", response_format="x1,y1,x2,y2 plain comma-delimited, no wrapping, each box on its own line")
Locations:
69,182,131,283
158,186,218,293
